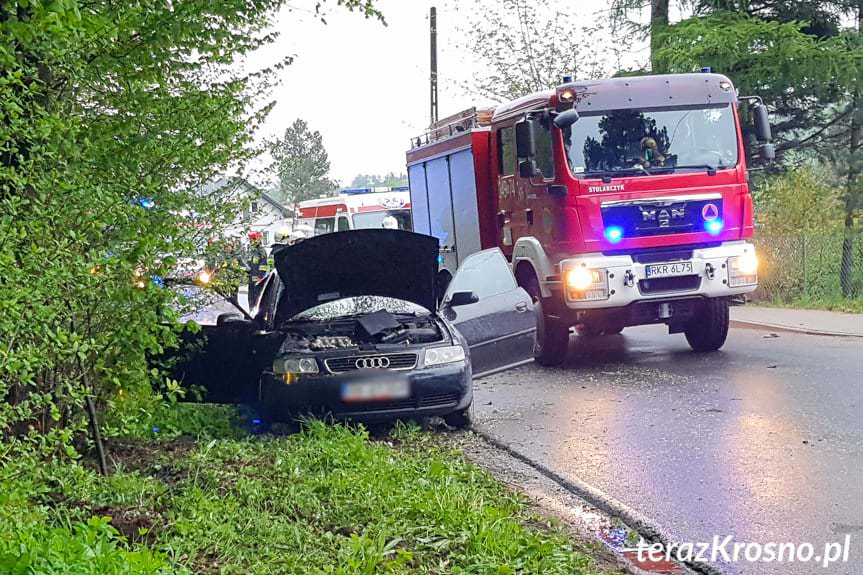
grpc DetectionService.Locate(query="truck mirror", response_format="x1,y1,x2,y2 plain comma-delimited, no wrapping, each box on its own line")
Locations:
515,119,536,159
519,159,538,178
753,104,772,142
553,108,579,129
759,142,775,162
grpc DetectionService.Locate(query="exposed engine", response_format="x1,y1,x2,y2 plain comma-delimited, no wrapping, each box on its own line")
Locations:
281,309,444,352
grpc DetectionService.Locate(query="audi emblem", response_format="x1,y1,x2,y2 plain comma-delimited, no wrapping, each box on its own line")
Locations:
355,356,391,369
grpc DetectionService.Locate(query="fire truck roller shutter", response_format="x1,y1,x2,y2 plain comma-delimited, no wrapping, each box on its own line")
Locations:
408,163,431,235
448,148,482,264
425,156,459,273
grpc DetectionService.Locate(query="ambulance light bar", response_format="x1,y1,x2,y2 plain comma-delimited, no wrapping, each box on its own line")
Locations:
341,186,409,195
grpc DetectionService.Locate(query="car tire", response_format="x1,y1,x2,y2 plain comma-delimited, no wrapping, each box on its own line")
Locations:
525,278,569,366
684,298,730,352
443,407,472,430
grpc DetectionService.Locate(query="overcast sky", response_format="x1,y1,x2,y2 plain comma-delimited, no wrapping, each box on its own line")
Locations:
252,0,649,186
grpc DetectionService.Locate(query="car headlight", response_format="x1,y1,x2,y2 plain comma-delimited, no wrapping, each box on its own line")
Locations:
564,266,609,301
272,357,319,375
727,252,758,287
423,345,465,367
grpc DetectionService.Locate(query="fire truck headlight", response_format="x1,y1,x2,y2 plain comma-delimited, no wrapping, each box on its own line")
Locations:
727,252,759,287
566,267,598,290
564,266,609,301
731,252,758,275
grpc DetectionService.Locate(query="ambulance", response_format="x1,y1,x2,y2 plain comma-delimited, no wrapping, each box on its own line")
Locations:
296,187,412,236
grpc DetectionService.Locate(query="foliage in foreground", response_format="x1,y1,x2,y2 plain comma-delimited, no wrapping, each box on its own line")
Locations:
0,409,610,575
0,0,383,458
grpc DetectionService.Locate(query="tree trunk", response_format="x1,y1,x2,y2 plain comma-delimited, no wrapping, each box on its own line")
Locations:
840,3,862,298
650,0,670,72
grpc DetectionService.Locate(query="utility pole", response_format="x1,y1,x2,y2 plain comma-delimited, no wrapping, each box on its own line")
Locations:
430,6,438,127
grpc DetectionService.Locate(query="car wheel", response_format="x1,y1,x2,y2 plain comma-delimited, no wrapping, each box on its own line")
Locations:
684,298,730,352
525,278,569,366
443,407,472,430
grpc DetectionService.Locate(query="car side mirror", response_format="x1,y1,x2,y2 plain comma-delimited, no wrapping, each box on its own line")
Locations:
515,119,536,159
753,104,772,143
448,291,479,307
553,108,579,129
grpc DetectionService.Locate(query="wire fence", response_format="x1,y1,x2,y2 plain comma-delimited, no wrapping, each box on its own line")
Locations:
752,232,863,303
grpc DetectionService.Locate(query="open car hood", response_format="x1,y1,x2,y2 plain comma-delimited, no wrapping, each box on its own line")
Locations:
272,229,439,320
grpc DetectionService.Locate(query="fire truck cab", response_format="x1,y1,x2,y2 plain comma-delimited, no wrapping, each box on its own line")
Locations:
296,187,412,236
407,72,772,365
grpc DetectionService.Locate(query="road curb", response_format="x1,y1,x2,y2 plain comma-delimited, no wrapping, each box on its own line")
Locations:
730,319,863,338
473,427,724,575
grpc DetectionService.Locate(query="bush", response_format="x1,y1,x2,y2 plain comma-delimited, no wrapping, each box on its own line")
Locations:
0,0,285,457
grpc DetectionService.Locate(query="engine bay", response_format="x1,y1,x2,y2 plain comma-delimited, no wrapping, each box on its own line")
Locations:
280,309,444,352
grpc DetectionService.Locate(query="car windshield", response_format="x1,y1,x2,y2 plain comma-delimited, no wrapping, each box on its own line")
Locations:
564,104,739,176
351,209,413,230
289,295,428,321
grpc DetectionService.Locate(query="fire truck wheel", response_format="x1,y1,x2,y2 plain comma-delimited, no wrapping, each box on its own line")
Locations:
525,280,569,366
684,298,730,352
575,324,602,336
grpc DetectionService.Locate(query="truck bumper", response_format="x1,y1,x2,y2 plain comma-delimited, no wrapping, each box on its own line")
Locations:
555,240,758,311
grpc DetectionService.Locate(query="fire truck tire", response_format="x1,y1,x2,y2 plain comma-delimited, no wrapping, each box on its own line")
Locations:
575,324,602,336
525,279,569,366
684,298,730,352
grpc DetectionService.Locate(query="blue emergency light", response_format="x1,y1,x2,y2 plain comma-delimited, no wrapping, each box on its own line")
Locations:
705,219,724,235
701,67,713,73
133,197,156,209
341,187,372,195
604,226,624,243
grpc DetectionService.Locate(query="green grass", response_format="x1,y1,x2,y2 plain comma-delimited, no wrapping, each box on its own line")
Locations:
0,407,615,575
758,295,863,314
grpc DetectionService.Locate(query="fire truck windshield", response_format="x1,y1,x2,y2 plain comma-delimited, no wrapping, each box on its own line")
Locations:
564,103,739,177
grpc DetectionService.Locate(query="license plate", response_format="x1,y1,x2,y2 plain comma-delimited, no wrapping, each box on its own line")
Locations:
341,379,410,402
645,261,694,278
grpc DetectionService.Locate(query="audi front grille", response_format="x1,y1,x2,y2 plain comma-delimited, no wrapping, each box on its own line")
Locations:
324,353,418,374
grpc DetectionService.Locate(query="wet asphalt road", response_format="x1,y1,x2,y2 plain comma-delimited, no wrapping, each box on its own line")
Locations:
475,326,863,575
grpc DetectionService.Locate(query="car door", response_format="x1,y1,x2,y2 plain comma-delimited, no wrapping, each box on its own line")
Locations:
440,248,536,378
167,274,284,404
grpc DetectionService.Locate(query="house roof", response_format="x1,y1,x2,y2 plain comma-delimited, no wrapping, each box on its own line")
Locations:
198,176,291,217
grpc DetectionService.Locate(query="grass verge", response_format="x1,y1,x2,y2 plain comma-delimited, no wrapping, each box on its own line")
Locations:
755,295,863,314
0,406,619,574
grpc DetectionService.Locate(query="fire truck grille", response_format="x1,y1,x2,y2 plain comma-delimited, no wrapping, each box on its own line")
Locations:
325,353,418,374
601,197,723,239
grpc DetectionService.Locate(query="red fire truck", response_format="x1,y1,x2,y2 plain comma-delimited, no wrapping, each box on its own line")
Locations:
406,72,772,365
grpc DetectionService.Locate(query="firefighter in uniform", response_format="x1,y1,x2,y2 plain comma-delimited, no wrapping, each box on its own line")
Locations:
246,232,269,305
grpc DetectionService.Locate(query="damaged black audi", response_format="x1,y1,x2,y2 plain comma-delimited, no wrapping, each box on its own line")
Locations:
170,229,536,428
